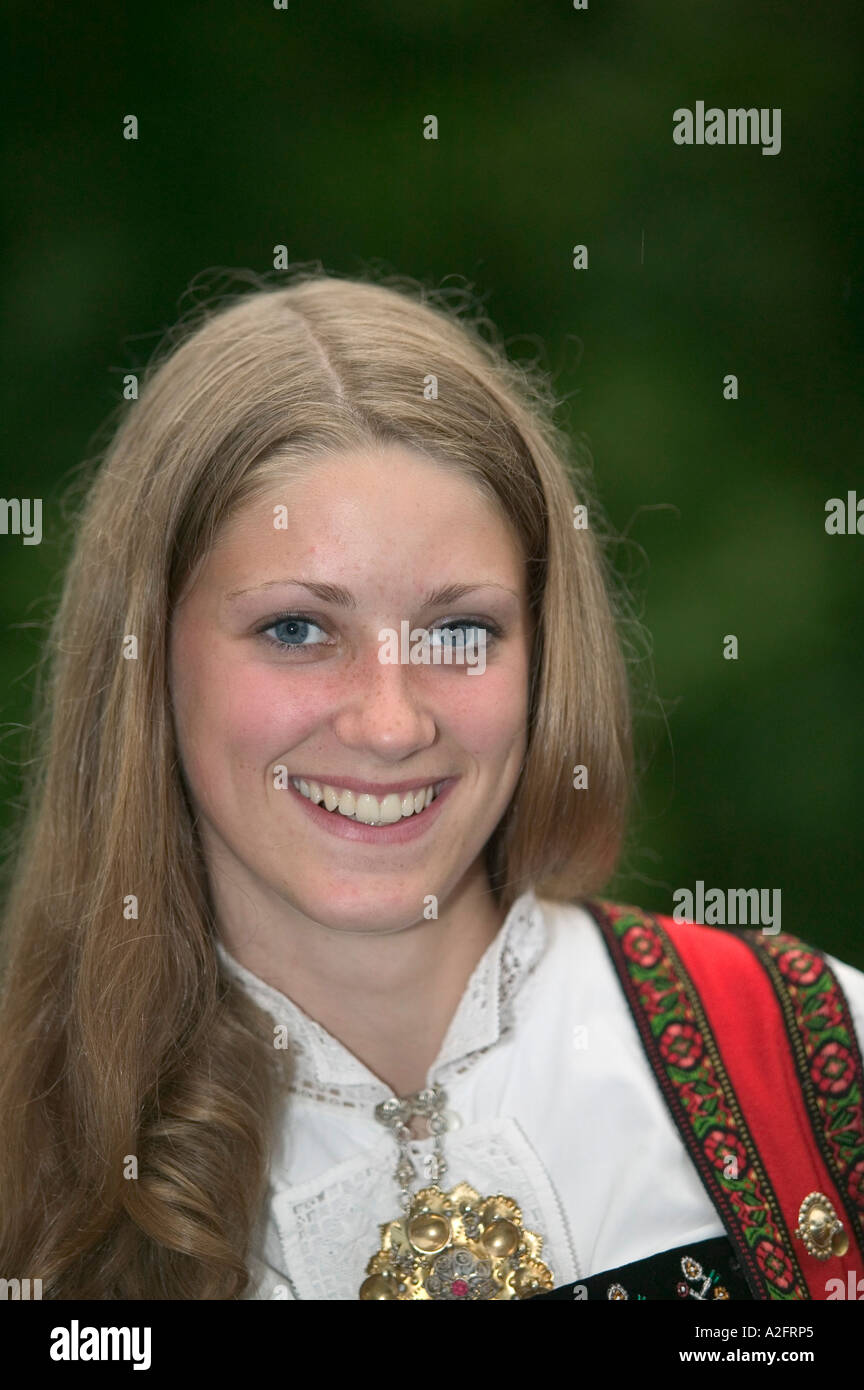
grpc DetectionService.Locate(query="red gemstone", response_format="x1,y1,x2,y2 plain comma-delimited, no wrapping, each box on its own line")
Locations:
451,1279,470,1297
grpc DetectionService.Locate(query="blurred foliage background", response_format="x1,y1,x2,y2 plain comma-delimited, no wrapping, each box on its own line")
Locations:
1,2,861,962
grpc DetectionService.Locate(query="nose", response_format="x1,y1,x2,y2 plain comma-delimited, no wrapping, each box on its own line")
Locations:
330,640,438,760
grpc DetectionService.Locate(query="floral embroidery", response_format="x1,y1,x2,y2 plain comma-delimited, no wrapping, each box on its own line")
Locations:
703,1128,748,1175
747,932,864,1249
678,1253,727,1300
658,1020,704,1070
530,1235,748,1301
755,1239,796,1292
637,978,676,1017
810,1041,856,1096
621,925,663,970
809,991,845,1031
776,947,823,988
589,902,810,1301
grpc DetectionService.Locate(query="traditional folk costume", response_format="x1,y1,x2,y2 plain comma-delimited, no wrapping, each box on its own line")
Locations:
216,889,864,1301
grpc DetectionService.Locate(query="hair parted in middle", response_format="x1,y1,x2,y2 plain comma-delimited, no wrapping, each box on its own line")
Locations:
159,267,633,905
0,264,636,1298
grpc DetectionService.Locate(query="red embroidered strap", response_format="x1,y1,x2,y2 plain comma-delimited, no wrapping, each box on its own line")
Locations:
587,900,864,1299
663,914,864,1299
738,931,864,1257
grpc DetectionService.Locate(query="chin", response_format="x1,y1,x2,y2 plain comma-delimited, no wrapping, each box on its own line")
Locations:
284,880,432,933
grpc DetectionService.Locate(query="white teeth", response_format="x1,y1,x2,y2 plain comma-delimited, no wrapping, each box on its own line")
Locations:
291,777,442,826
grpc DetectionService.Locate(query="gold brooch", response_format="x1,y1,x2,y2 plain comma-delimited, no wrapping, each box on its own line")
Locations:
794,1191,849,1260
359,1182,555,1300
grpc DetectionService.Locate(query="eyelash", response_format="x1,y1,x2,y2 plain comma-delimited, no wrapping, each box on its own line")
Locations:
255,612,504,656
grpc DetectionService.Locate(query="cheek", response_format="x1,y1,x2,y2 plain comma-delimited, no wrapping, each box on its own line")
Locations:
170,630,311,791
188,664,323,766
442,662,530,757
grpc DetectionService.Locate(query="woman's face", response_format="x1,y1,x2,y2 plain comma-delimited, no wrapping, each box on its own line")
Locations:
168,445,533,931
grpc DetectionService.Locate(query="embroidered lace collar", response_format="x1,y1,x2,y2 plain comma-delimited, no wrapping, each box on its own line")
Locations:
215,887,548,1098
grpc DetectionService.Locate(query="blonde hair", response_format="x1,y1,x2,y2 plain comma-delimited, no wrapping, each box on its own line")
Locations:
0,267,633,1297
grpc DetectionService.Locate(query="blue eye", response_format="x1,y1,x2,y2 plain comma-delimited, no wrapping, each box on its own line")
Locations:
255,614,502,657
258,615,329,652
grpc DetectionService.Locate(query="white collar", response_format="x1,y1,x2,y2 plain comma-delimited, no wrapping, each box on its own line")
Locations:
215,887,548,1099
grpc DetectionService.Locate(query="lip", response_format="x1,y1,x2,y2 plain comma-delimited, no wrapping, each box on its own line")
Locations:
285,776,457,844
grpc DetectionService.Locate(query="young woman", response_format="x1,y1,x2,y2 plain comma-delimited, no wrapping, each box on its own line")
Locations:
0,271,862,1300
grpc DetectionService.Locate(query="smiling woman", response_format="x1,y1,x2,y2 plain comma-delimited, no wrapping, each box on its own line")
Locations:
168,444,538,935
0,269,862,1301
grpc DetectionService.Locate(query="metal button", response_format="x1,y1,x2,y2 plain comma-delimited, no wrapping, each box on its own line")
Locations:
794,1191,849,1260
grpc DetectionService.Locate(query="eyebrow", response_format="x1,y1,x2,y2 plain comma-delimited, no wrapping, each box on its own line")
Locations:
225,579,520,607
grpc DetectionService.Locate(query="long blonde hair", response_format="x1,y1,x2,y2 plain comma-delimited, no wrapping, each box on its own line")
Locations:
0,267,633,1297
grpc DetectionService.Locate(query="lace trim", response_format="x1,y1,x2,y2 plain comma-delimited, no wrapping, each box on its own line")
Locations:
269,1117,579,1299
216,887,548,1107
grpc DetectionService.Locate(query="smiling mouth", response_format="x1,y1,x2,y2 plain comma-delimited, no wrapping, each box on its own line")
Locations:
290,777,445,826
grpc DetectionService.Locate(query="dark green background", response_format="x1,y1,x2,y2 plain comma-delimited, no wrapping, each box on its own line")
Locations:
2,2,861,963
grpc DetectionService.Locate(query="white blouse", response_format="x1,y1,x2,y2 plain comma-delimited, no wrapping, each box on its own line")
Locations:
214,889,864,1301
